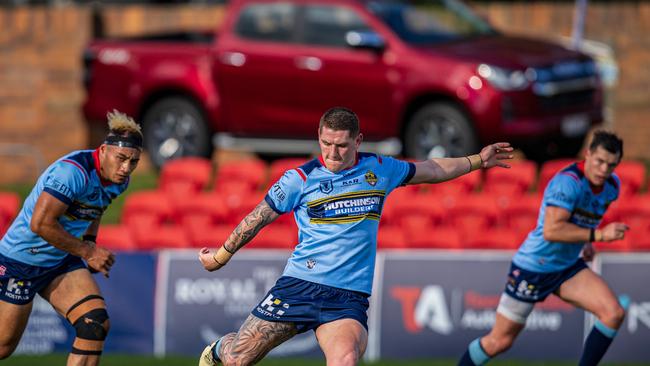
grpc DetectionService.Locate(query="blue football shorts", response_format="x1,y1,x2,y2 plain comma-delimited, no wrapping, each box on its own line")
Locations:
252,276,369,333
504,258,588,303
0,253,87,305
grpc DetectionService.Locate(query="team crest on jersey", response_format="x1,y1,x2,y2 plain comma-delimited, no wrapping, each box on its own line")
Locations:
364,170,378,186
320,179,334,194
88,187,100,202
306,259,316,269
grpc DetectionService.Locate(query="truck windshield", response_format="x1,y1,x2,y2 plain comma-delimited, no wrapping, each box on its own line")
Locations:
367,0,497,45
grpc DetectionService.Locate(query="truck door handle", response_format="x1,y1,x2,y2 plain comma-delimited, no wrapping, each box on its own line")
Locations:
295,56,322,71
219,52,246,67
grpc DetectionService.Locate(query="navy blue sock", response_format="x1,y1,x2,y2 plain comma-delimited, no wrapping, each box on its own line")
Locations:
579,294,630,366
211,337,223,363
579,324,615,366
458,338,490,366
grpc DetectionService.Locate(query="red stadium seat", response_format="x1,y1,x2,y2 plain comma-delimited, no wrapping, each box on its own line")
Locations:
463,228,520,250
614,160,645,197
131,223,190,250
429,169,481,197
538,158,575,191
269,157,311,185
122,191,174,226
0,192,20,233
389,194,443,229
483,160,537,197
502,194,542,236
609,195,650,233
380,188,416,226
96,224,136,251
377,226,407,249
444,195,498,235
159,157,212,194
246,225,297,249
222,193,266,225
405,227,461,249
214,157,267,193
184,215,232,248
172,192,229,225
627,227,650,251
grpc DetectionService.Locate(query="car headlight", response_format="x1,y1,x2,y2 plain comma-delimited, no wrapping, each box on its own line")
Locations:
477,64,531,91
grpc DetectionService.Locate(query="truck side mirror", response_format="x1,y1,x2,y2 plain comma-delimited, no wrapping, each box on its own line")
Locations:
345,31,386,53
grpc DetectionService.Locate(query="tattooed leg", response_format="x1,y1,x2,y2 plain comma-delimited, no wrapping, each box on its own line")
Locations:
220,315,298,366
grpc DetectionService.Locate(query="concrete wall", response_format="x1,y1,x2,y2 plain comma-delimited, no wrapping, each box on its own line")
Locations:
0,3,647,184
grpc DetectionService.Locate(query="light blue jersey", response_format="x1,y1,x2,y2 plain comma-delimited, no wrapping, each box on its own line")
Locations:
513,162,619,272
265,153,415,294
0,149,129,267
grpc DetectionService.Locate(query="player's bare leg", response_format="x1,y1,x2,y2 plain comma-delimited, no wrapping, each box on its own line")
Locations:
557,267,626,366
202,314,298,366
478,313,525,357
557,268,625,328
0,300,33,359
41,268,107,366
316,318,367,366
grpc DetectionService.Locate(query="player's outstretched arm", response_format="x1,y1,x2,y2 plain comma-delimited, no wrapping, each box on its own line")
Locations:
199,200,281,272
409,142,513,184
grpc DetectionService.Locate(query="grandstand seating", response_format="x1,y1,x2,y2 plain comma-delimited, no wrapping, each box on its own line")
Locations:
0,192,20,235
214,157,267,193
614,160,645,197
159,157,212,194
97,224,136,251
538,158,574,191
268,157,311,185
106,155,650,252
483,160,537,197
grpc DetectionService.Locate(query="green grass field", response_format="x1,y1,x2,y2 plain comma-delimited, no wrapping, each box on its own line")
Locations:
3,355,647,366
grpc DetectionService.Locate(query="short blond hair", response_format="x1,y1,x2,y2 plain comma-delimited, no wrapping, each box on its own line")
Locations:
107,109,142,137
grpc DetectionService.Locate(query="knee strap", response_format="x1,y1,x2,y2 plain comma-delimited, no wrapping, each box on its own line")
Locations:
66,295,109,355
496,293,534,324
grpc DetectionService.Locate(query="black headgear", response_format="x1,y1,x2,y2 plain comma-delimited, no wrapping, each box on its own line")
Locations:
104,133,143,149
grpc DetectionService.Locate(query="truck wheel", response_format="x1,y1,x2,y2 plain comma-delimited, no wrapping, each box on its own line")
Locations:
142,97,213,169
404,102,478,160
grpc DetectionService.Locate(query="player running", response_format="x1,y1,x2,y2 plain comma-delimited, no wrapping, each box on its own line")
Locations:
0,111,142,365
458,131,629,366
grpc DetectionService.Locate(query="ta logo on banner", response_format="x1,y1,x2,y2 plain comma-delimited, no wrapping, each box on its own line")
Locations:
391,285,453,335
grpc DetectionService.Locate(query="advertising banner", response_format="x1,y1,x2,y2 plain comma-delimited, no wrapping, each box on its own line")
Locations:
14,252,156,355
376,251,584,360
155,250,321,357
600,253,650,363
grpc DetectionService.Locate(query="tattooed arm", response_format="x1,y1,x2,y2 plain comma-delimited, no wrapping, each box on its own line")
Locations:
199,200,280,271
224,200,280,252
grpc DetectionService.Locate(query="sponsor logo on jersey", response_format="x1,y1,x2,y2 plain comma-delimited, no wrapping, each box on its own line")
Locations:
272,182,287,202
65,202,105,221
307,190,385,224
256,293,290,319
341,178,361,187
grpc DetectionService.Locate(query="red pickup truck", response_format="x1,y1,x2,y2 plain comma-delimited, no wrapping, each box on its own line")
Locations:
82,0,602,168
